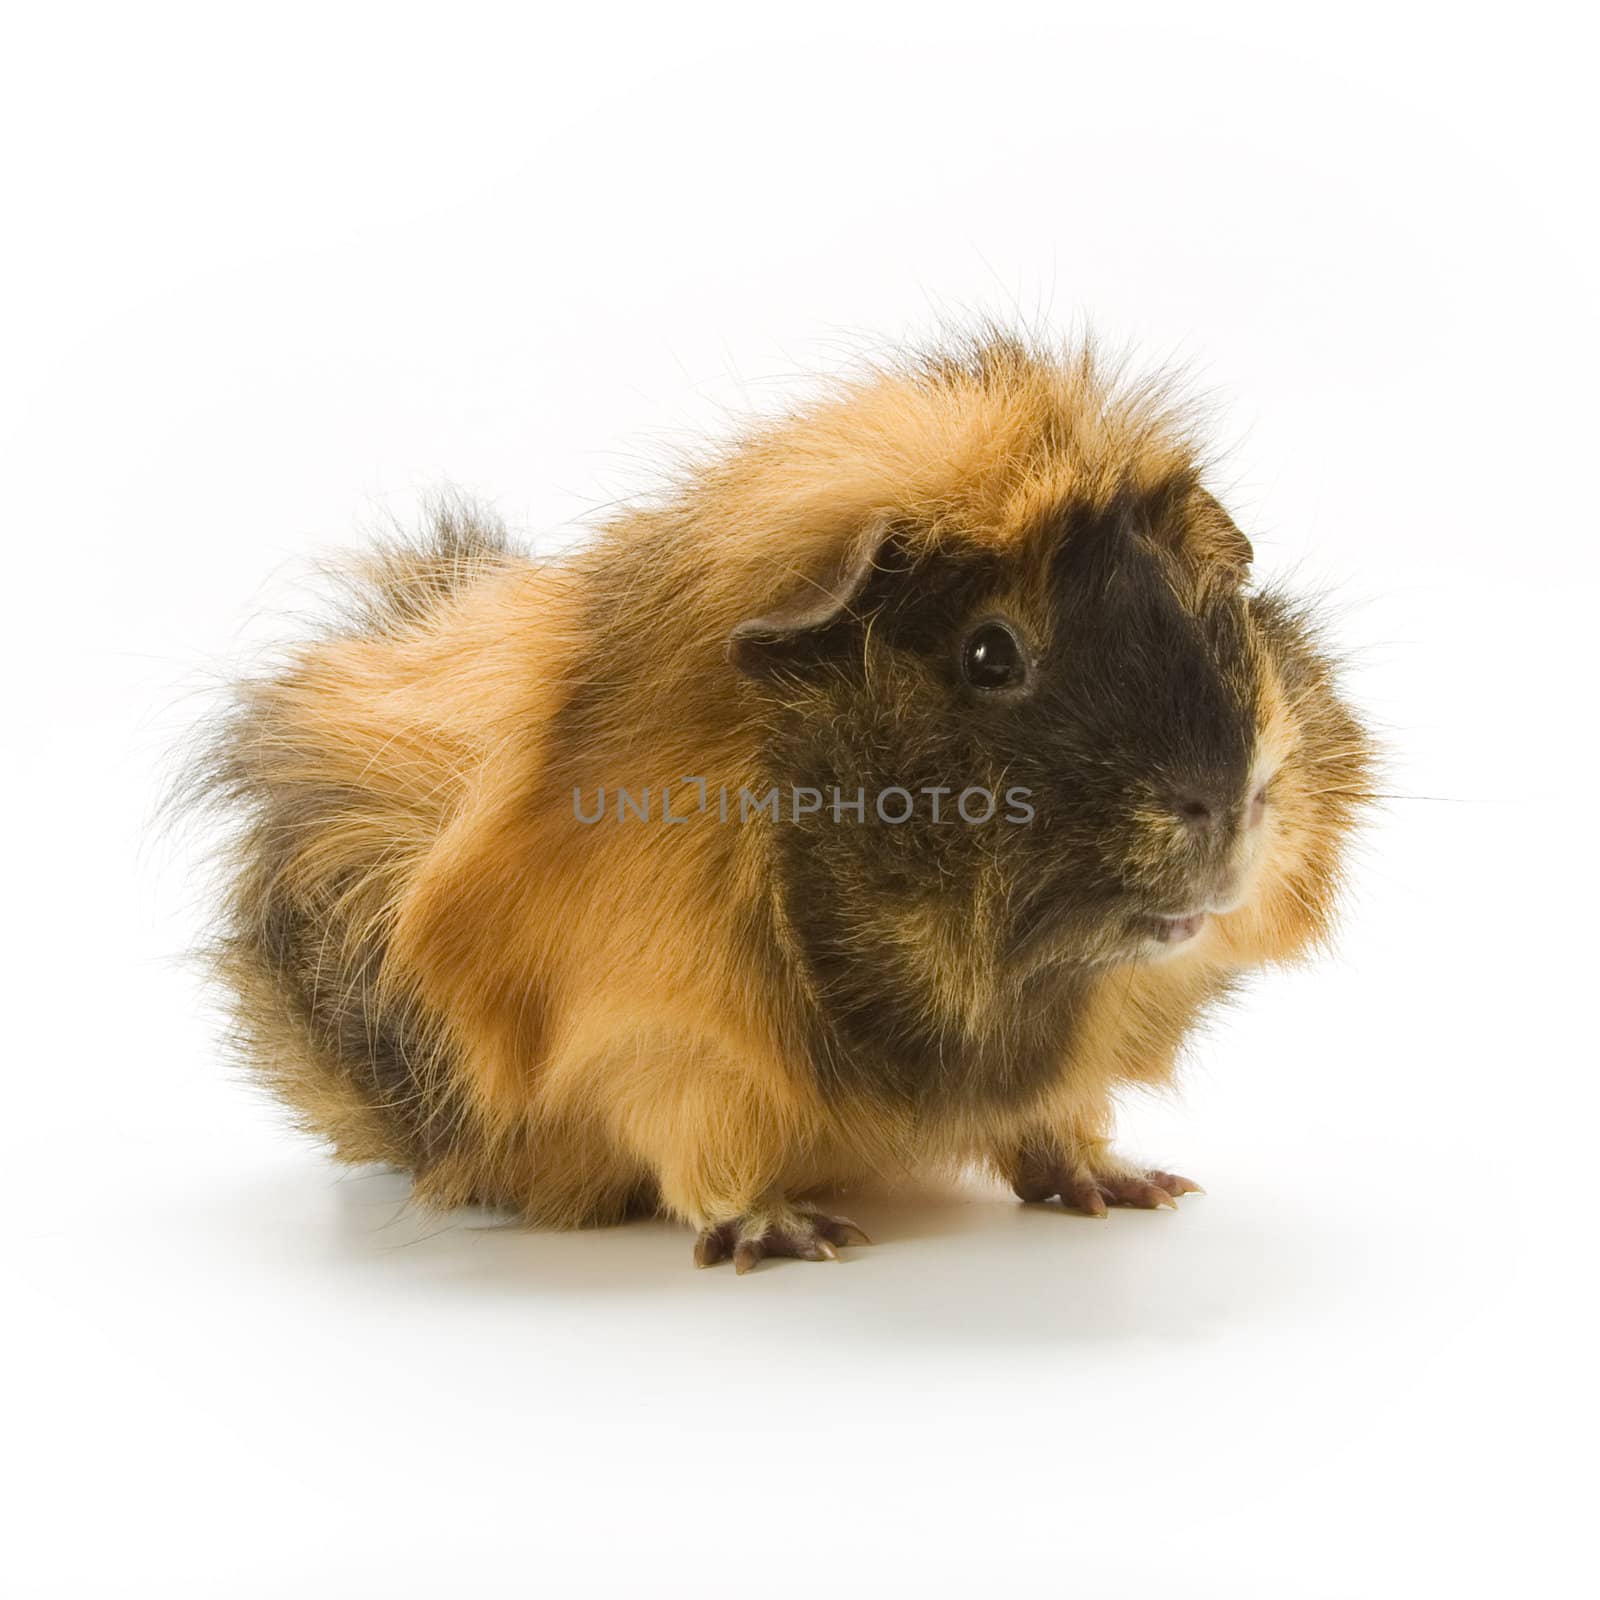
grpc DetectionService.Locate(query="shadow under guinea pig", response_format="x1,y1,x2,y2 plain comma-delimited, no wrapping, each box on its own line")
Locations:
199,1158,1355,1353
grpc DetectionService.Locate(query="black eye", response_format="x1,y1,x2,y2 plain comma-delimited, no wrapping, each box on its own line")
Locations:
961,620,1027,691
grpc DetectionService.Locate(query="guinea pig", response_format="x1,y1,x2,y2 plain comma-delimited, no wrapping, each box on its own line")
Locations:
189,333,1375,1272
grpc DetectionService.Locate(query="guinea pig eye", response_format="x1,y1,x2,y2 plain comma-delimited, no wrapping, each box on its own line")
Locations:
961,620,1027,692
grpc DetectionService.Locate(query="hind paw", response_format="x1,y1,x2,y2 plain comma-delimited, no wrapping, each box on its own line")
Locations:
1012,1147,1203,1218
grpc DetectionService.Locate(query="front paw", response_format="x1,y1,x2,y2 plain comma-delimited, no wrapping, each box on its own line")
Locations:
1011,1145,1203,1218
692,1202,871,1274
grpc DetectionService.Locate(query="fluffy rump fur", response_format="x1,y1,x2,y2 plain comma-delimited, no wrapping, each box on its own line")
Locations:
185,332,1375,1256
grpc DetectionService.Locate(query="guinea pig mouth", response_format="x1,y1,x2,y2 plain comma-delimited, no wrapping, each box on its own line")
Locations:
1141,911,1207,945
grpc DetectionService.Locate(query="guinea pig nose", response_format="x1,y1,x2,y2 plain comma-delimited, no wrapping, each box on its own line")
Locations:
1171,792,1221,830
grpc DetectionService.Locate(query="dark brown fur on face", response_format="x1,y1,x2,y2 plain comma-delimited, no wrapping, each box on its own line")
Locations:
186,333,1376,1270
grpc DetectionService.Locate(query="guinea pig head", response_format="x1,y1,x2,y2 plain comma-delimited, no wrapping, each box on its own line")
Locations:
725,472,1369,1099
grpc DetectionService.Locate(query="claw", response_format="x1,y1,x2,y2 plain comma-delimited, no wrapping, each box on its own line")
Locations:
1057,1178,1109,1216
1106,1178,1179,1209
823,1218,872,1247
693,1224,734,1268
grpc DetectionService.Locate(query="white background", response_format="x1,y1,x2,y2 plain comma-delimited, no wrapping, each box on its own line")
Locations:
5,3,1596,1595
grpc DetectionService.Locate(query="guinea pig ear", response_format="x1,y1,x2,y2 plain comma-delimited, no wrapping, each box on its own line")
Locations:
1187,487,1254,577
727,518,897,678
